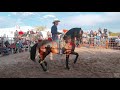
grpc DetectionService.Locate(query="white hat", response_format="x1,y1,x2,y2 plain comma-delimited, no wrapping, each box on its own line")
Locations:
53,19,60,23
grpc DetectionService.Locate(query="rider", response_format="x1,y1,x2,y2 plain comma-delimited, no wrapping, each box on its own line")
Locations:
51,19,62,54
51,19,60,41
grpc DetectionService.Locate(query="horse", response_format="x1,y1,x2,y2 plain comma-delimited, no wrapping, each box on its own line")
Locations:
30,28,83,72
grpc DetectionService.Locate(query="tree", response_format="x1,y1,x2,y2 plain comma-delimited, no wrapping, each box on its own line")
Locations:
34,26,47,32
109,31,112,36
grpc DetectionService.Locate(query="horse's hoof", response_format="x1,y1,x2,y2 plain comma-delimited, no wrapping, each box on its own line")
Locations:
43,69,47,72
72,64,75,68
65,67,70,70
45,70,49,72
32,59,36,62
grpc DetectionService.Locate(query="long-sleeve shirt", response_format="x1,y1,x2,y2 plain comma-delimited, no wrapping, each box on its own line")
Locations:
51,25,57,34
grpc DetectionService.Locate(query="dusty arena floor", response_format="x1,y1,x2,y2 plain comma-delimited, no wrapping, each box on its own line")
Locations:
0,47,120,78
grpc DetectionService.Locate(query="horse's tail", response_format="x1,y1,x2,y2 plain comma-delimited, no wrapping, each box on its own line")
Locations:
30,43,38,60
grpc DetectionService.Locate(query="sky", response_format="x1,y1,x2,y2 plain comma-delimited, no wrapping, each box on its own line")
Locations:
0,12,120,32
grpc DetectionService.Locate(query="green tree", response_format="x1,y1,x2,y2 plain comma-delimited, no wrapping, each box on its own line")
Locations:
35,26,47,32
109,31,112,36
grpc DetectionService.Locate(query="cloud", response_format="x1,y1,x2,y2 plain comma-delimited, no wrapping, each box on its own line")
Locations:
61,12,120,28
43,15,56,19
16,18,24,25
0,16,25,28
11,12,17,15
11,12,35,17
0,16,16,28
22,12,35,16
0,12,40,28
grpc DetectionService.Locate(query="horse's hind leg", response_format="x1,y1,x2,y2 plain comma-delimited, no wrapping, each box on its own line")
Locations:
39,54,47,71
39,49,51,71
66,54,70,70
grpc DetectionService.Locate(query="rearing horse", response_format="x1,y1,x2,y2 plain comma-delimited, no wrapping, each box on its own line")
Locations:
30,28,82,72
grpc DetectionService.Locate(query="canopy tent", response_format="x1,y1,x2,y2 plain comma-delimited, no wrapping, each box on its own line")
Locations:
63,29,68,34
19,30,24,35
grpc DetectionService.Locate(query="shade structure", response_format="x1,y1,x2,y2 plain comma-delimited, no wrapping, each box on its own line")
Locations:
63,29,68,33
19,30,24,35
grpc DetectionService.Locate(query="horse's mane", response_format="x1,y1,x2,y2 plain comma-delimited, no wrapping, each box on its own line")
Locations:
64,28,82,40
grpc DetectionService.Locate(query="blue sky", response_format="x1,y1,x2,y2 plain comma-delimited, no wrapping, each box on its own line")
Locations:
0,12,120,32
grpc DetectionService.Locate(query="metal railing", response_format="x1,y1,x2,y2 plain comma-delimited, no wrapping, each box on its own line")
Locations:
77,37,120,50
0,37,30,57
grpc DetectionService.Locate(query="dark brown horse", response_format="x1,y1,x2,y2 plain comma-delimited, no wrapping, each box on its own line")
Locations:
30,28,82,71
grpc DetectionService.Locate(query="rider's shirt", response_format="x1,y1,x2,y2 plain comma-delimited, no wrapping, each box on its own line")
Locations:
51,25,57,34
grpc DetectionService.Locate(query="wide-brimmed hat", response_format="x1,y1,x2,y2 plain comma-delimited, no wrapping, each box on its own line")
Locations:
53,19,60,23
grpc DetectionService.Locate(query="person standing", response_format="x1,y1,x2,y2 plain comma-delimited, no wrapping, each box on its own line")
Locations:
14,30,19,42
39,31,43,40
47,31,52,38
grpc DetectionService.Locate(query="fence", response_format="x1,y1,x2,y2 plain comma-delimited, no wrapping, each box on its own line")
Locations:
77,37,120,50
0,37,30,57
0,36,120,57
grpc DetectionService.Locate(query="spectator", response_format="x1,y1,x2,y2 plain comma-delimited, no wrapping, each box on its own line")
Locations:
96,33,101,47
47,31,52,38
94,31,97,36
4,40,10,48
115,35,120,46
90,30,93,37
39,31,43,40
14,30,19,38
19,39,23,48
101,36,105,47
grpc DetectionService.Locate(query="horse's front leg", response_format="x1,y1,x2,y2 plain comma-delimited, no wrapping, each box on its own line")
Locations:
40,60,47,71
71,51,79,64
34,49,38,61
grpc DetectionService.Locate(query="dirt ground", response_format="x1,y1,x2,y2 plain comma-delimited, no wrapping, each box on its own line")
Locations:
0,47,120,78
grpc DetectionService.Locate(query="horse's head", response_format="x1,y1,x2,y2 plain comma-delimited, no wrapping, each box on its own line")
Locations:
64,35,72,43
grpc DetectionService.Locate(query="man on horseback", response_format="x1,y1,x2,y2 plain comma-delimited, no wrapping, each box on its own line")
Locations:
51,19,60,41
51,19,63,55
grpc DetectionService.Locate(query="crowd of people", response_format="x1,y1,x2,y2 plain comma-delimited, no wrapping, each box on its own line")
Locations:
79,28,109,47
